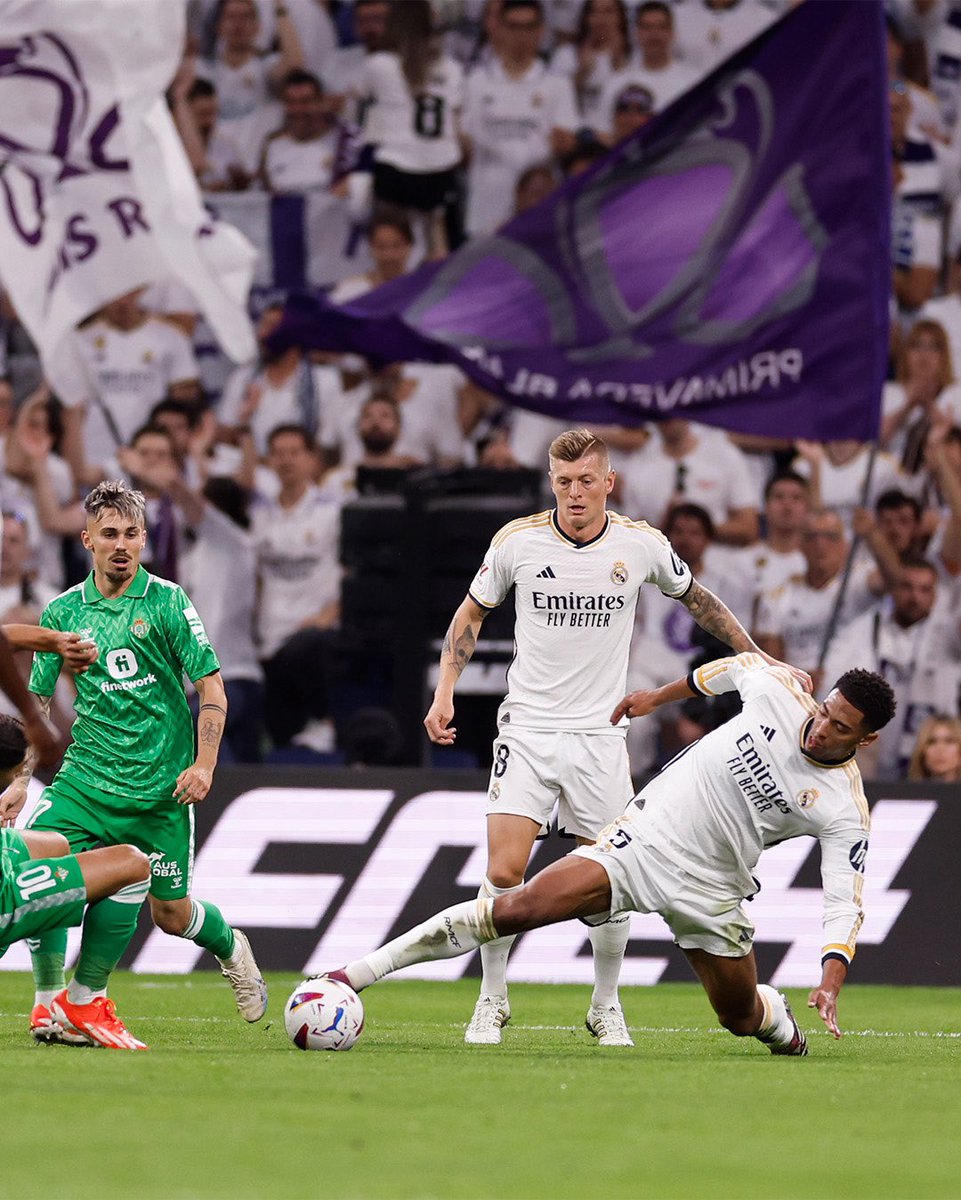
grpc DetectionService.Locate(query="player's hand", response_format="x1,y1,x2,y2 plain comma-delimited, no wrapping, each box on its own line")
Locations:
0,779,28,828
23,711,65,769
56,631,98,673
757,652,813,694
610,690,660,723
808,985,842,1039
424,698,456,745
173,763,213,805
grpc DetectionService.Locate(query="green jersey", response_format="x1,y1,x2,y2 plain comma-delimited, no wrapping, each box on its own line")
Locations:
29,566,220,807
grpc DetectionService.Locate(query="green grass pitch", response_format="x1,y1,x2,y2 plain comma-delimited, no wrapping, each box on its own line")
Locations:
2,973,959,1200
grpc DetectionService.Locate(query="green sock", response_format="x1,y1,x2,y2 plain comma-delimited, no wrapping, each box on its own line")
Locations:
182,899,235,960
73,886,147,992
28,932,67,993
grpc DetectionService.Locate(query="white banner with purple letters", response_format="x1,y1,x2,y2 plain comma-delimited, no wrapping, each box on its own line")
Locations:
0,0,256,403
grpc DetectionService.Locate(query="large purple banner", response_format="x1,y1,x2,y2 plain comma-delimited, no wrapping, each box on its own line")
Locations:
277,1,889,441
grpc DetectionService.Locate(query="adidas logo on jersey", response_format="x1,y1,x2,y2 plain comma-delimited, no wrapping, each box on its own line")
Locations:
536,566,556,579
760,725,776,742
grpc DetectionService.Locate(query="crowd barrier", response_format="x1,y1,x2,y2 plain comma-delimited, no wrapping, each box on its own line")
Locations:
3,769,957,986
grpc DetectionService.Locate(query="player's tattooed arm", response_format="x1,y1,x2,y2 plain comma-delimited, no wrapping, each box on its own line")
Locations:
174,672,227,805
425,596,491,745
680,580,758,653
681,580,813,692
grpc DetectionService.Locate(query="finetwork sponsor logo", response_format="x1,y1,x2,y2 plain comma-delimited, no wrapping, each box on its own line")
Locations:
101,673,157,693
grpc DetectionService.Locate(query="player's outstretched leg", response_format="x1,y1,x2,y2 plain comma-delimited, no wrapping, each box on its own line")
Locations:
149,895,267,1022
48,844,152,1051
585,914,633,1047
683,948,808,1057
327,856,614,1019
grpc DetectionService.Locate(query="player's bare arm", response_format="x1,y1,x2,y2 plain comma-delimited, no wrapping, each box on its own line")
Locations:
2,624,98,673
611,675,695,724
174,671,227,805
680,580,812,691
808,956,848,1039
424,595,490,744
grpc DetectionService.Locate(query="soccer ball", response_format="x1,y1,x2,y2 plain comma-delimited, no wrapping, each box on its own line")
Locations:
284,977,365,1051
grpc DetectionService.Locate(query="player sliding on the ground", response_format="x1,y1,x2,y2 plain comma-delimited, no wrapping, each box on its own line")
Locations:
326,655,896,1054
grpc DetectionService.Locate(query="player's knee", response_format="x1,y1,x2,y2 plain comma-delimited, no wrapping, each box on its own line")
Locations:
487,865,525,890
46,832,70,857
121,845,151,883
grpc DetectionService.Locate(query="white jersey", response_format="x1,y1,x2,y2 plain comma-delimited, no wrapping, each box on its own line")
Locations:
71,317,199,467
637,654,870,964
468,509,693,732
595,60,699,133
754,563,875,677
462,57,578,234
251,485,342,659
362,52,464,173
262,128,344,192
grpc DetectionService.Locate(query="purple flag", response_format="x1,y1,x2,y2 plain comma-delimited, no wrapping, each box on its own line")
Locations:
276,0,889,440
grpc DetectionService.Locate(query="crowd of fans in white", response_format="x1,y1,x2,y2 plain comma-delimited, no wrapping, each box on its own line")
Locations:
2,0,961,784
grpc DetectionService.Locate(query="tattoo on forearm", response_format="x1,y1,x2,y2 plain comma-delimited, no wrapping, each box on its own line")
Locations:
681,582,754,653
442,622,477,677
199,716,222,747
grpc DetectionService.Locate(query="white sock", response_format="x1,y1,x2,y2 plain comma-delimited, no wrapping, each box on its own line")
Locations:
66,981,107,1006
478,877,522,998
755,983,795,1046
35,989,59,1009
345,899,497,990
589,913,631,1008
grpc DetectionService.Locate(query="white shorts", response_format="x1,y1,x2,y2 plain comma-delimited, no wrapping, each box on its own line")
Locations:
485,729,633,842
573,808,755,957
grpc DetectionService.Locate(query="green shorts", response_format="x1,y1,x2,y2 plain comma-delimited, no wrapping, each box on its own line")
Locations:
26,776,194,901
0,829,87,957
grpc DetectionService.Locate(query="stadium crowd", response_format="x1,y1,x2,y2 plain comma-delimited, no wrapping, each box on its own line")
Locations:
1,0,961,782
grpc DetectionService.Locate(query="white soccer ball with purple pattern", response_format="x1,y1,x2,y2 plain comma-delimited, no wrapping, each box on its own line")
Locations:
284,978,365,1051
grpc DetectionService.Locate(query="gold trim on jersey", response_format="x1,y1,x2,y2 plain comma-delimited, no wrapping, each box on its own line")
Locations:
843,761,870,830
822,940,856,961
607,512,670,544
490,511,552,549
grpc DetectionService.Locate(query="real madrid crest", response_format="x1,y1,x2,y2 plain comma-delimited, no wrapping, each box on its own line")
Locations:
611,561,628,585
797,788,819,809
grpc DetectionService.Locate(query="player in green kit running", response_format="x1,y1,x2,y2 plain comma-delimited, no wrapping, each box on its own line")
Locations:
6,480,267,1050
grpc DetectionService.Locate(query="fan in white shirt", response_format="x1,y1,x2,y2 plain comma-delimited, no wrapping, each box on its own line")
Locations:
261,71,351,193
70,291,200,477
549,0,633,128
594,0,699,137
462,1,579,234
672,0,779,75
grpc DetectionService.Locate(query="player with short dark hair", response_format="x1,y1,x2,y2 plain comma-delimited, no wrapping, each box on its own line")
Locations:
337,655,896,1053
5,480,267,1049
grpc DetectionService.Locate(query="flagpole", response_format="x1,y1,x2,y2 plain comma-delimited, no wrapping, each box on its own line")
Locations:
816,441,880,674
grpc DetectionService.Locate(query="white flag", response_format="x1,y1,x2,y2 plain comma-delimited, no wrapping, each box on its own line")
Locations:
0,0,256,403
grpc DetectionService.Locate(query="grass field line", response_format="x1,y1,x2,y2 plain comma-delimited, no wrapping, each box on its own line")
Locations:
4,1011,958,1038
